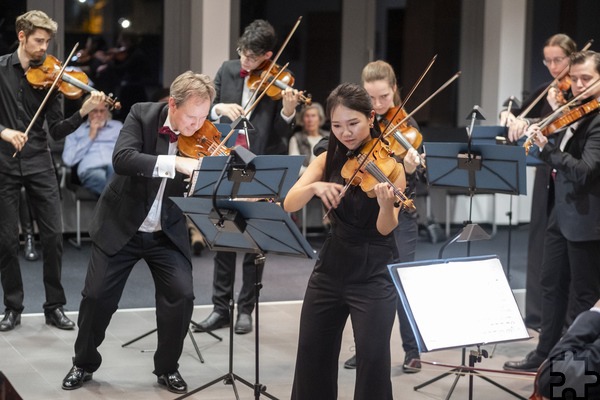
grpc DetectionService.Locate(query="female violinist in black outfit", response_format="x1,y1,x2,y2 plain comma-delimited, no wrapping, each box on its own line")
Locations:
284,82,404,400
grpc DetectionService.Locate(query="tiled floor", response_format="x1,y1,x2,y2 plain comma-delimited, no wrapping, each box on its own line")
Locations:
0,301,538,400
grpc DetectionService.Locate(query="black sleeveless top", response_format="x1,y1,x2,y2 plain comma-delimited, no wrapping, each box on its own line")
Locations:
311,162,396,285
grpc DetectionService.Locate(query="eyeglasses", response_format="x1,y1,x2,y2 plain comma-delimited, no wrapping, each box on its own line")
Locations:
236,47,262,63
543,56,568,66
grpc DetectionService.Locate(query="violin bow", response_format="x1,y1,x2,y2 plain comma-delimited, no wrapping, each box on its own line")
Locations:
519,39,594,119
384,71,462,138
243,16,303,112
340,55,438,192
323,57,441,218
543,77,600,128
210,63,291,156
391,54,438,123
538,77,600,129
13,43,79,157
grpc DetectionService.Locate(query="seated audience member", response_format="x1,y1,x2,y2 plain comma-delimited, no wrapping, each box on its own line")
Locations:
288,103,329,231
62,99,122,195
288,103,328,176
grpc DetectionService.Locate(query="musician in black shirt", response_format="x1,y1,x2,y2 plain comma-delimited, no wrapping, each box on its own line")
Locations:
0,10,104,332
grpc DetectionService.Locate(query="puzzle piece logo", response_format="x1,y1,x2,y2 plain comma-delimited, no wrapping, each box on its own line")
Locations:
550,350,599,399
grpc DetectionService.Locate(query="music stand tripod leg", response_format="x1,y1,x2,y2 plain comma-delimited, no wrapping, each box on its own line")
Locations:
414,347,467,399
122,325,219,363
246,254,278,400
176,267,244,399
190,320,223,341
216,253,278,400
467,347,528,400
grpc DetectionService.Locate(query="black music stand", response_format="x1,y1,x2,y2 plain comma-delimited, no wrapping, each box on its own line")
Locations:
470,124,521,280
415,134,527,399
424,140,527,261
172,147,314,400
388,256,531,400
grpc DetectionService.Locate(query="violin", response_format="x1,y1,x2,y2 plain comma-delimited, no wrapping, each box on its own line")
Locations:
177,120,230,159
553,75,572,106
341,138,415,212
379,106,423,160
26,54,121,110
247,60,312,105
524,96,600,154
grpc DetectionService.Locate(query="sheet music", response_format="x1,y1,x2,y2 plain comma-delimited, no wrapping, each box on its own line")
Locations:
186,158,204,197
394,257,529,351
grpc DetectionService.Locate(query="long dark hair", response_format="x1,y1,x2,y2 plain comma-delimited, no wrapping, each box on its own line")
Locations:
324,83,375,181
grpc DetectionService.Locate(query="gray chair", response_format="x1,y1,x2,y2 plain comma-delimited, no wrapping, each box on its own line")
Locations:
65,165,99,248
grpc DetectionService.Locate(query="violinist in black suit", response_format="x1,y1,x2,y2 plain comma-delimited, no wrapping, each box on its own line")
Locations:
504,50,600,373
61,71,216,394
195,19,301,335
500,34,577,332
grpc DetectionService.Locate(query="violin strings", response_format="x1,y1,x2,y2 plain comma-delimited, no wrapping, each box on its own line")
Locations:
392,131,413,151
360,155,410,206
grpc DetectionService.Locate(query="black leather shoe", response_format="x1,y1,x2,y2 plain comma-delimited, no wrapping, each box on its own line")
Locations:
343,354,356,369
24,234,39,261
503,350,546,372
235,313,252,334
193,311,229,332
157,370,187,394
403,350,421,373
62,365,92,390
45,308,75,330
0,310,21,332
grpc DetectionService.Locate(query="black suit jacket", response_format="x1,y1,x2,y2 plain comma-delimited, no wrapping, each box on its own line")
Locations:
538,112,600,242
89,102,191,259
537,310,600,398
212,59,293,155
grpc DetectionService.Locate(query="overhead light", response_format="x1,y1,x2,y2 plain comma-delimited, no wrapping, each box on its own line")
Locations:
118,18,131,29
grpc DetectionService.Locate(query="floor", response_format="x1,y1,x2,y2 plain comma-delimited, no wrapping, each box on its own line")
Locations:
0,302,539,400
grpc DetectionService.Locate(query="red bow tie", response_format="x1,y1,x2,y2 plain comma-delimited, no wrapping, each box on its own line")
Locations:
240,69,249,78
159,126,178,143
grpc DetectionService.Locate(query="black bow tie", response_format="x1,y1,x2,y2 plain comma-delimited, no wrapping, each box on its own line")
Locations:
159,126,178,143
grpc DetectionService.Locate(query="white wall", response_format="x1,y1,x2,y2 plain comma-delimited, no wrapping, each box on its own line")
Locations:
198,0,231,79
481,0,527,125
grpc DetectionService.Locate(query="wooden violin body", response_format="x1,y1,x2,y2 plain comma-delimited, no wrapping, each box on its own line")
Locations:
248,61,312,105
177,120,230,158
379,106,423,159
524,97,600,154
553,76,572,105
26,54,121,110
341,138,415,212
26,54,89,99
